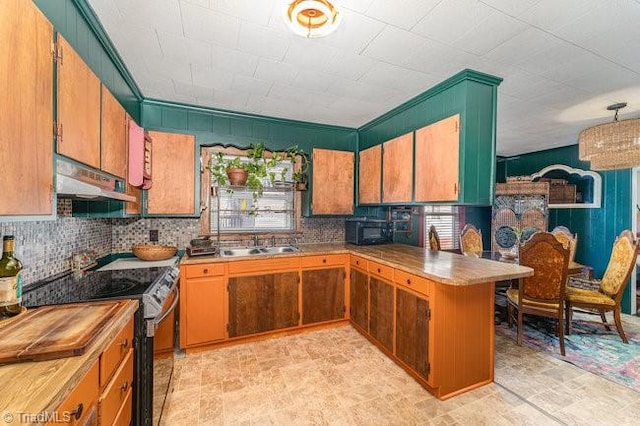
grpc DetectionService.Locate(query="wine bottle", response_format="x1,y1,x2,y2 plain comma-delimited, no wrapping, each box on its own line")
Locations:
0,235,23,318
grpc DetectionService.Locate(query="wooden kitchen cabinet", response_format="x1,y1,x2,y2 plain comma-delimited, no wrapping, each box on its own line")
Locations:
301,268,345,325
349,268,368,332
228,272,299,337
101,85,127,179
396,287,430,380
0,0,53,215
183,275,226,347
50,360,99,426
369,276,395,353
358,145,381,204
415,114,460,202
382,132,413,203
146,131,196,215
310,148,354,215
56,34,101,169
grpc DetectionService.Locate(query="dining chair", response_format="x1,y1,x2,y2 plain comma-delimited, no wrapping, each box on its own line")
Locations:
551,225,578,263
507,232,570,355
428,225,441,251
565,229,639,343
460,224,483,257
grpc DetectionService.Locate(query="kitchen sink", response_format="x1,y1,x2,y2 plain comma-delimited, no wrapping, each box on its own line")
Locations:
219,245,299,258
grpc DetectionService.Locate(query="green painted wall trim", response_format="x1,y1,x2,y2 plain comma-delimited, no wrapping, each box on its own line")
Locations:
72,0,143,102
358,69,503,132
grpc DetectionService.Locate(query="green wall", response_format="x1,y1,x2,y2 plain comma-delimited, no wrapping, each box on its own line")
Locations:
34,0,141,121
501,145,634,313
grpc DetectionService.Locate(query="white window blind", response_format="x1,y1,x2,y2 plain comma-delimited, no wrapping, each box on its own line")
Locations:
424,206,460,250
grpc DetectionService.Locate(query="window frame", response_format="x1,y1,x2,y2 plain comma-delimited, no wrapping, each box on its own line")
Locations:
423,205,461,250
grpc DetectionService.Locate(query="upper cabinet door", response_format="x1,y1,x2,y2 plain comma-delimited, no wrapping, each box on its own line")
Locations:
0,0,53,215
358,145,381,204
382,133,413,203
311,148,354,215
415,114,460,202
146,131,196,216
100,85,127,179
56,34,101,169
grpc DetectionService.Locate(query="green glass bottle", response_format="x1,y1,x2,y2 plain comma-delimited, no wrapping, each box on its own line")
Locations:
0,235,23,318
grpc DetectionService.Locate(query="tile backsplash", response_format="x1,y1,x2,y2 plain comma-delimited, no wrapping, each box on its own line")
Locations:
4,200,347,287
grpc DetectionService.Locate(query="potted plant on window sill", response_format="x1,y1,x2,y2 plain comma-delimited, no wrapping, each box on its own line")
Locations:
285,145,309,191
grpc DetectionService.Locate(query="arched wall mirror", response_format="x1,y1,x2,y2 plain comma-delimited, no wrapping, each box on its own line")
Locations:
530,164,601,209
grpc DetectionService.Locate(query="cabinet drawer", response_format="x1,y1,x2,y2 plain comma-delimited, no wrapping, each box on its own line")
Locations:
99,349,133,426
51,360,99,425
184,263,226,278
394,270,431,297
228,257,301,275
100,317,134,388
350,255,368,270
300,254,347,269
368,260,394,281
112,387,132,426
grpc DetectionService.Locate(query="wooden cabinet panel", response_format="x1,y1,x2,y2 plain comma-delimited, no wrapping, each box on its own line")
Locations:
368,260,394,282
101,85,127,178
99,349,133,426
228,272,299,337
358,145,381,204
349,268,368,331
311,148,354,215
184,276,226,346
146,131,196,215
56,34,101,169
99,317,133,387
382,133,413,203
301,268,345,324
0,0,53,215
300,254,347,269
396,288,429,379
228,257,300,275
51,360,99,425
415,114,460,202
350,255,368,270
124,183,141,215
394,270,431,297
369,277,394,352
184,263,226,279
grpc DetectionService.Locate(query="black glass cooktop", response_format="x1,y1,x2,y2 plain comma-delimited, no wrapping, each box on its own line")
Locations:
23,267,169,308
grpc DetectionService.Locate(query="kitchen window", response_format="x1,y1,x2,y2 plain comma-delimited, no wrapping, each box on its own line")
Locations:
424,206,460,250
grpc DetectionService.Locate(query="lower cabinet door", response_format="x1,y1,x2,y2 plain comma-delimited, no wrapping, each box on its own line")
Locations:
50,361,99,425
349,268,368,331
185,276,226,346
99,349,133,426
396,288,430,379
228,272,299,337
301,268,345,324
369,277,394,352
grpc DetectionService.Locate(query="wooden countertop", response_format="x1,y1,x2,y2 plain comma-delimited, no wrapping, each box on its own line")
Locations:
181,243,533,286
0,299,138,425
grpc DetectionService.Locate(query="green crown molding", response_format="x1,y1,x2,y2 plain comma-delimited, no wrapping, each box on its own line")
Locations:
72,0,143,101
358,69,503,132
142,98,358,133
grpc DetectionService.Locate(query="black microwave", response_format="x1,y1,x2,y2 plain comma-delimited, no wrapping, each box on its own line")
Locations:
345,219,393,245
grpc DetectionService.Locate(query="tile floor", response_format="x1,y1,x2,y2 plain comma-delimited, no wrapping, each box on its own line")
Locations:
161,314,640,426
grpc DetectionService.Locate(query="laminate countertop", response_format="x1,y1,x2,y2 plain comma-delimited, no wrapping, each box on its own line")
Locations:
0,299,138,425
181,243,533,286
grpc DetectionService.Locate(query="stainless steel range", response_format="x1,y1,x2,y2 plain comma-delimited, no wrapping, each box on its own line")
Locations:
22,256,180,426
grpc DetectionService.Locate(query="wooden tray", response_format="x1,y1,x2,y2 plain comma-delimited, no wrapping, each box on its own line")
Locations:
0,301,126,365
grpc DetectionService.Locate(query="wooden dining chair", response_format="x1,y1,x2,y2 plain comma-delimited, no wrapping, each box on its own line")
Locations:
507,232,570,355
551,225,578,263
565,230,639,343
428,225,441,251
460,224,483,257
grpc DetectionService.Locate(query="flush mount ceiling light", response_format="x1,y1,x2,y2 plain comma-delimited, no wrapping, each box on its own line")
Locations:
283,0,342,38
579,102,640,170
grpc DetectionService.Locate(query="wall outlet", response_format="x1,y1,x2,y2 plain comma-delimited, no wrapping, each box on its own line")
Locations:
149,230,159,242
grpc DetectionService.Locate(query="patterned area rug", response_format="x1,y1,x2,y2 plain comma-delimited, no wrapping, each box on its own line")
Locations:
496,316,640,392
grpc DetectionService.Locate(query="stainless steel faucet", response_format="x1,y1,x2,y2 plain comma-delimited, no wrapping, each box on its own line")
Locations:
270,236,276,247
253,234,260,247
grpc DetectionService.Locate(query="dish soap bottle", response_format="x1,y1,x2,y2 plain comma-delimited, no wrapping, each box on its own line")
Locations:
0,235,23,318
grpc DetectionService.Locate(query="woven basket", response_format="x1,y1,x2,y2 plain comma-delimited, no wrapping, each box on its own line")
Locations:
131,244,177,261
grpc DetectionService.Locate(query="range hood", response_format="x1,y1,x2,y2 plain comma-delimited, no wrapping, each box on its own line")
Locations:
56,159,136,202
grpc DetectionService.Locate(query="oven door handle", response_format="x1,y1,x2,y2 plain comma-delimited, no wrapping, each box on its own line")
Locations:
155,286,179,327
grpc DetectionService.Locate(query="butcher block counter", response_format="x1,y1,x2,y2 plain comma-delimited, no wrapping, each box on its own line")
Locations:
0,299,138,425
181,242,533,285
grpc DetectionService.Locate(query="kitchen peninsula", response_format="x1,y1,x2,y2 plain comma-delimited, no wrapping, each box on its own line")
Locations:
180,243,533,400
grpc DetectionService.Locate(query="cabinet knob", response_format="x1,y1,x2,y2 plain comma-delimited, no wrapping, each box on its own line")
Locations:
203,268,209,274
71,403,84,420
356,260,359,265
406,279,411,285
121,381,129,393
322,259,327,263
377,268,381,273
120,339,128,349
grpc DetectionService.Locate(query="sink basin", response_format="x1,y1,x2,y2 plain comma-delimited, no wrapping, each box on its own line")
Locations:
219,246,299,258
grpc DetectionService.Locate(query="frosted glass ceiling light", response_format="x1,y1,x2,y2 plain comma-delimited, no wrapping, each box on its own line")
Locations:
283,0,342,38
579,102,640,170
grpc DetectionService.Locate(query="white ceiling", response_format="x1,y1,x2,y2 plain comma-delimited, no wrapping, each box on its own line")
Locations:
87,0,640,156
